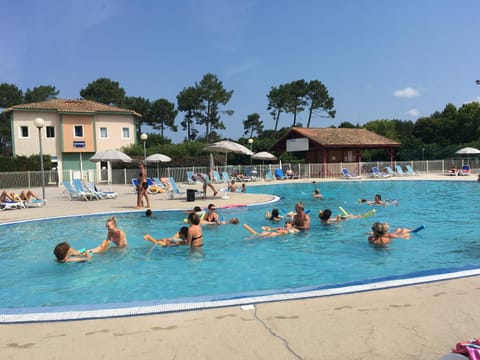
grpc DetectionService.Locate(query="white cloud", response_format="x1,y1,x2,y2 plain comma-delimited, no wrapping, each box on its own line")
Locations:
393,87,420,98
406,108,419,117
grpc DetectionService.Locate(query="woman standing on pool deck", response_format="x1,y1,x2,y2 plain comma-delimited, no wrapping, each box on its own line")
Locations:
106,216,128,247
186,212,203,247
136,162,150,209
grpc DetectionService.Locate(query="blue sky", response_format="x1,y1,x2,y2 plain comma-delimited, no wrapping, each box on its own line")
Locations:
2,0,480,143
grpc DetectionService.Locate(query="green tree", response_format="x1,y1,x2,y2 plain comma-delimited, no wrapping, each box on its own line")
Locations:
305,80,335,127
122,96,151,139
0,83,24,155
267,84,288,131
148,98,178,138
177,86,203,141
80,77,126,106
24,85,59,103
243,112,263,138
196,73,234,143
284,80,308,127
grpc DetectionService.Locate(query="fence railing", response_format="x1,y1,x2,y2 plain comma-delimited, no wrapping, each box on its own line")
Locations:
0,159,477,189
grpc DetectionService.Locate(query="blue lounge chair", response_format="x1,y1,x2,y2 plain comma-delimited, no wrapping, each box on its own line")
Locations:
222,171,232,182
385,166,396,177
395,165,407,176
342,168,361,179
275,168,287,180
405,165,419,176
459,165,471,176
168,177,185,195
265,170,274,181
372,166,391,178
63,181,91,201
73,179,98,199
85,182,118,199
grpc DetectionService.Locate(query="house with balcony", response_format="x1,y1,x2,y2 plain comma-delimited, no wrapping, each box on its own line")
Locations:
4,99,141,183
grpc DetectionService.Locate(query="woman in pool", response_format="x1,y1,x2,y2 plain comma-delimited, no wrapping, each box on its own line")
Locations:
106,216,128,247
202,203,220,225
368,222,411,246
244,220,299,238
318,209,342,225
144,226,189,246
186,212,203,247
265,208,282,222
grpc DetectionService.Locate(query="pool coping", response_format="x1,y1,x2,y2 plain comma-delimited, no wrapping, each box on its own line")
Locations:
2,265,479,323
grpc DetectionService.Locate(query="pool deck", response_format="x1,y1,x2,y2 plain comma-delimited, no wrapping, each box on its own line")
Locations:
1,173,479,359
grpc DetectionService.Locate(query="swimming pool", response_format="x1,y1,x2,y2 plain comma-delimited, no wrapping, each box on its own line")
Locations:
1,180,479,322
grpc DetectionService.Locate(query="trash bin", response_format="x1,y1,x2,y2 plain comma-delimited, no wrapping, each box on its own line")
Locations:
187,189,196,202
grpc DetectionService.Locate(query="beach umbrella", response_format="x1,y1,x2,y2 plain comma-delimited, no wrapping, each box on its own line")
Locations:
145,153,172,178
89,150,132,163
252,151,277,161
252,151,277,177
204,140,253,167
89,150,132,189
455,147,480,155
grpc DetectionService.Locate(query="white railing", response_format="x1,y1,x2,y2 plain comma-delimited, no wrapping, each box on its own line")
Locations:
0,159,477,189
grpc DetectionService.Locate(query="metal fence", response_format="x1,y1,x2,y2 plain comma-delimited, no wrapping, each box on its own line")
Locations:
0,158,477,190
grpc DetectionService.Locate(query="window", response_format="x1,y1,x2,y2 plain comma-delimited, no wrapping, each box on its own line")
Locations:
20,126,29,138
99,127,108,139
46,126,55,138
122,127,130,139
74,125,83,137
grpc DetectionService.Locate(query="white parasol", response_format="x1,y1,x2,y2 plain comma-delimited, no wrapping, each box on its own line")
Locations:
146,153,172,178
89,150,132,163
204,140,253,167
455,147,480,155
252,151,277,161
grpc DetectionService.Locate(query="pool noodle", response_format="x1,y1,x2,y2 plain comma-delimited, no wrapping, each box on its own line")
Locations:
362,209,376,218
243,224,258,235
339,206,349,216
410,225,425,233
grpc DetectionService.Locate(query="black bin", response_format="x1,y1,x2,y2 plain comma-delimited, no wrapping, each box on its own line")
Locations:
186,189,196,202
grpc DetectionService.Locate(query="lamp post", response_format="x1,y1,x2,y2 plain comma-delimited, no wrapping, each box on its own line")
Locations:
34,117,46,200
141,133,148,176
248,138,253,164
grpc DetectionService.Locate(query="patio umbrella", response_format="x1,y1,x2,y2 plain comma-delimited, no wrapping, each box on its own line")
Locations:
89,150,132,163
89,150,132,189
252,151,277,178
204,140,253,167
145,153,172,178
455,147,480,155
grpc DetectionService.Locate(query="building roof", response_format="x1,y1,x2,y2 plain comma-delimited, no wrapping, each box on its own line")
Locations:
270,127,401,152
4,99,141,117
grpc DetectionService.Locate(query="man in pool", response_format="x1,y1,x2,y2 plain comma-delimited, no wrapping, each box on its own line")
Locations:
359,194,386,206
292,202,310,230
53,240,110,263
368,222,412,246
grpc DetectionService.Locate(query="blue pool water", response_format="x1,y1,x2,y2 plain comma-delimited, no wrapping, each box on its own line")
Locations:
1,180,479,311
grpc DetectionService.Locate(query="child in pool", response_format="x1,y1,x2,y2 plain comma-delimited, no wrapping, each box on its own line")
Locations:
53,240,110,263
265,208,282,222
368,222,411,246
144,226,189,246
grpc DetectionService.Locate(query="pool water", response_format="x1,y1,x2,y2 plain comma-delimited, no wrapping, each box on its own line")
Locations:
1,180,479,310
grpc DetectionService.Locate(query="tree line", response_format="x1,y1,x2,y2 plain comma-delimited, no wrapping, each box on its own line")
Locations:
1,74,479,163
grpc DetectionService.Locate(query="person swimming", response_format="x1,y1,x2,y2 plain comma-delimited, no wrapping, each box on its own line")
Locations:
368,222,411,246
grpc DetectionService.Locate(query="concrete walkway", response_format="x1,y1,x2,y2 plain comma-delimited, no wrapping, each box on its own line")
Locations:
1,174,478,359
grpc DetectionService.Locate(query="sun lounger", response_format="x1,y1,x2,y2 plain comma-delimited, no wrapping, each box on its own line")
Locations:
85,182,118,199
385,166,396,177
264,170,274,181
221,171,232,182
275,168,287,180
342,168,361,179
24,199,46,207
371,166,392,178
405,165,419,176
0,200,24,210
63,182,91,201
458,165,471,176
395,165,407,176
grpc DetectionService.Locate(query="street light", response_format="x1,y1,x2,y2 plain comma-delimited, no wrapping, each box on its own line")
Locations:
33,117,46,201
248,138,253,164
140,133,148,162
141,133,148,176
